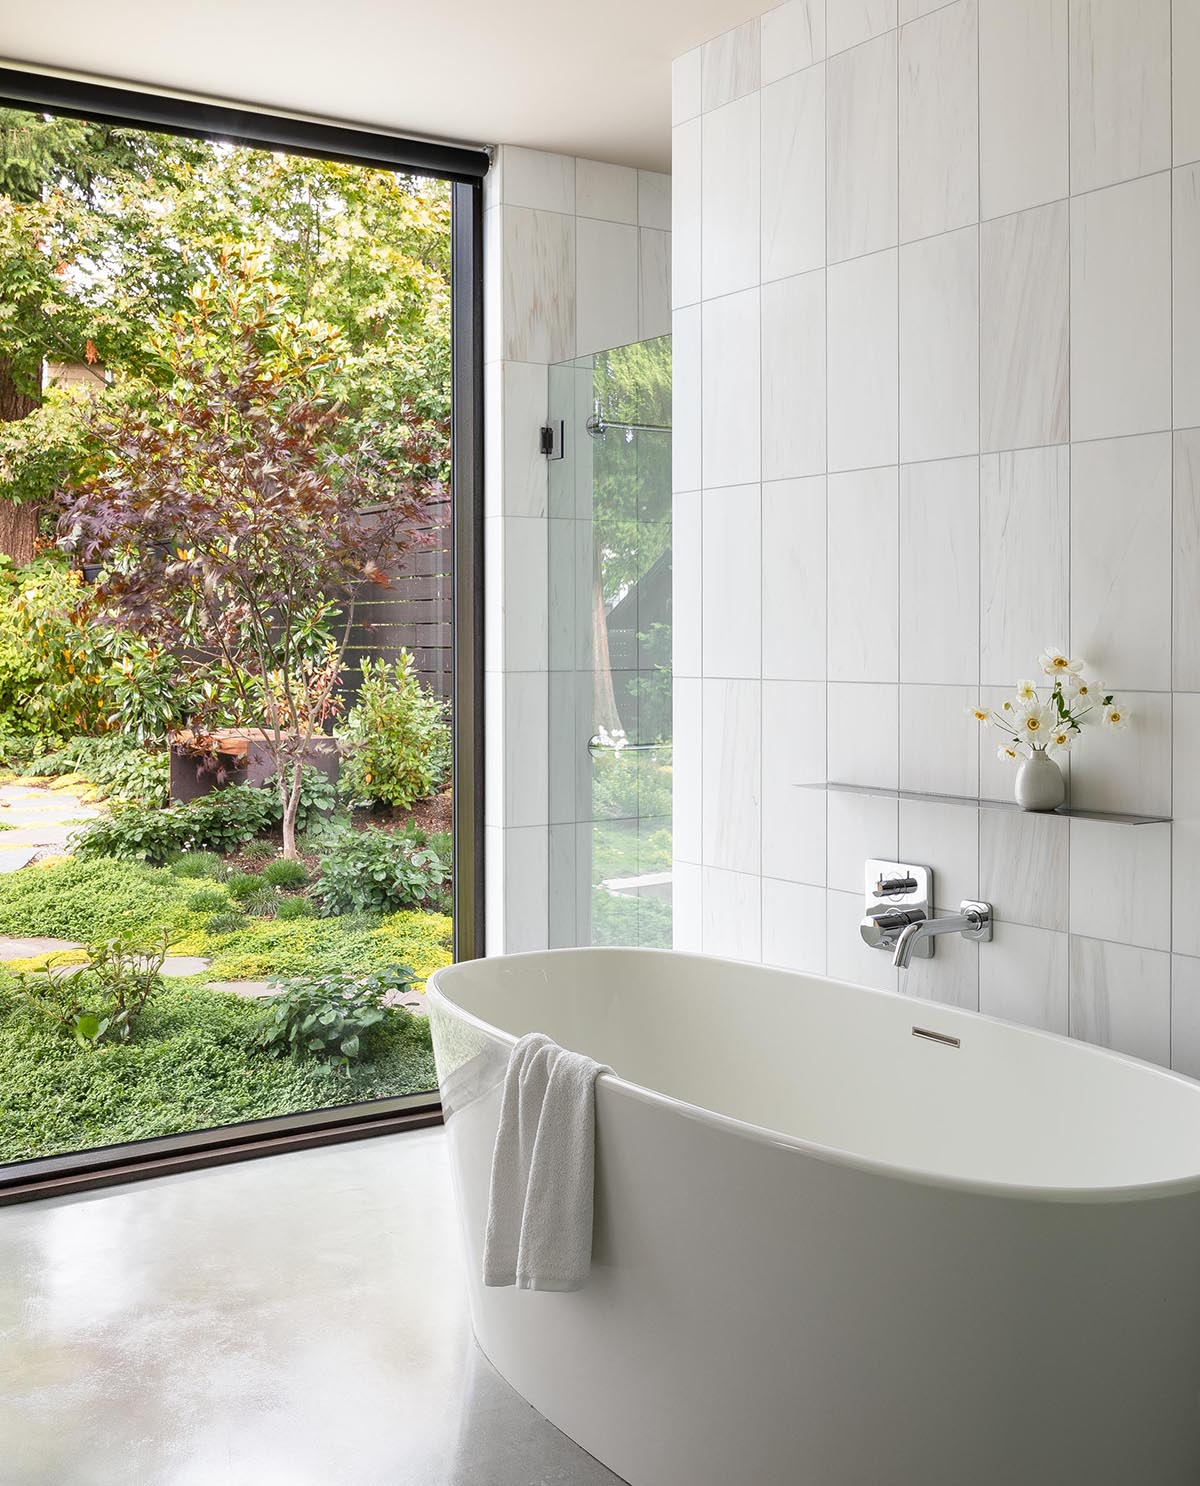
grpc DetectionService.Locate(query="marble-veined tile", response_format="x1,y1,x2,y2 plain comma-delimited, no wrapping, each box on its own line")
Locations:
763,680,827,884
899,226,979,463
1175,164,1200,429
761,0,826,83
637,171,671,230
899,0,979,242
980,200,1069,452
702,18,761,111
672,47,703,126
827,30,898,263
1069,936,1170,1064
902,928,979,1011
702,680,762,874
899,683,979,796
493,146,575,214
763,879,827,974
1070,172,1171,441
761,66,825,282
702,484,762,679
827,248,898,471
673,678,703,865
501,206,575,365
827,682,899,789
762,475,826,682
898,795,979,910
899,456,979,686
827,787,898,893
576,218,638,358
1070,433,1171,692
671,118,701,310
827,887,898,991
1069,690,1171,819
828,466,899,683
1172,954,1200,1079
1173,694,1200,958
673,860,703,951
827,0,897,56
672,305,701,494
702,867,762,961
638,229,671,341
672,491,702,680
701,289,761,489
980,923,1069,1033
979,0,1068,218
576,159,637,223
1175,430,1200,691
761,271,826,479
1069,818,1171,951
979,807,1069,931
703,92,761,298
979,447,1069,686
1069,0,1171,194
1177,0,1200,165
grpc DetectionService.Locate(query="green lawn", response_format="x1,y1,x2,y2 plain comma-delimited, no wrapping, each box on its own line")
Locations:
0,976,436,1163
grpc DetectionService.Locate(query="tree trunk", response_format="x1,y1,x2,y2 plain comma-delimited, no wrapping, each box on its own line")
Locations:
281,762,303,859
0,355,41,566
591,567,621,737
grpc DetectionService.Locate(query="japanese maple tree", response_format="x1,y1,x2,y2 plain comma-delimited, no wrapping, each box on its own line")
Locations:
59,252,448,856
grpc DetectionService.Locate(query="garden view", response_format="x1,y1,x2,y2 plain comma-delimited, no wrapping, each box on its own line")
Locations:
0,109,455,1162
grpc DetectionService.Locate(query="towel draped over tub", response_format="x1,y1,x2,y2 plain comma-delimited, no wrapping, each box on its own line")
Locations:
483,1032,610,1293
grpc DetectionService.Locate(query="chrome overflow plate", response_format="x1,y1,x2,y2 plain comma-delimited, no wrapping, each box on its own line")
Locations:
860,859,934,958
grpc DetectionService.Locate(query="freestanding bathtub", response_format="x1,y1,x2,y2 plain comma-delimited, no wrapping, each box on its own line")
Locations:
427,947,1200,1485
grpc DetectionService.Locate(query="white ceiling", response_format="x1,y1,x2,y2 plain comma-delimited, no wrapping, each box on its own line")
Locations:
0,0,766,172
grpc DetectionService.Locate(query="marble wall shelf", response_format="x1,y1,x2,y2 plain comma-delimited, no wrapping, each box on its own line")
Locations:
795,781,1169,827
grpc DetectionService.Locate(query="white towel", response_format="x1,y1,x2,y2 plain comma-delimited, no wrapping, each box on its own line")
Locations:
483,1032,610,1293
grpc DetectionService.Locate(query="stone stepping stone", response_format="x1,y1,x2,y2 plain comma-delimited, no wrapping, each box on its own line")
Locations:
160,956,212,978
205,979,274,998
0,847,40,873
0,936,81,960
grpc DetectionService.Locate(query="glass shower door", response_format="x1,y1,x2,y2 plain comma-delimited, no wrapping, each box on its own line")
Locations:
547,334,671,948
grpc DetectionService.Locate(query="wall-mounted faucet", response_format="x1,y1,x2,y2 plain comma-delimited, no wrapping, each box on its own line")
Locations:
892,902,992,969
860,860,992,970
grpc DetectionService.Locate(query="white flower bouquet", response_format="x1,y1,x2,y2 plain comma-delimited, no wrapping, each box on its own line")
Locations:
970,648,1128,810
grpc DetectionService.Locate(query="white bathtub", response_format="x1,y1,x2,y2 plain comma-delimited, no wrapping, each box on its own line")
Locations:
427,947,1200,1486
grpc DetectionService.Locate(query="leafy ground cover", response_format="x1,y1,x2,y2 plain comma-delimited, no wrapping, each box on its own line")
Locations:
0,974,436,1162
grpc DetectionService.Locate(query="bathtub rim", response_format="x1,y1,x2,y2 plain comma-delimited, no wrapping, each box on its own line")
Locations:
428,946,1200,1207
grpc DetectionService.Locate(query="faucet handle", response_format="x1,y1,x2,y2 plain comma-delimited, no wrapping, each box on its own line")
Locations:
874,872,918,897
860,904,925,949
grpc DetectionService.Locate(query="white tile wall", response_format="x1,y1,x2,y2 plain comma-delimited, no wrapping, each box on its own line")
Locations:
703,20,762,112
826,32,898,262
979,0,1068,219
898,0,979,242
702,94,761,299
674,1,1199,1072
487,147,671,954
1069,171,1172,442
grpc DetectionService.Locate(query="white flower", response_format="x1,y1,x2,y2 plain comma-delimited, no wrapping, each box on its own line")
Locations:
1015,679,1039,704
996,743,1027,763
1039,647,1084,678
1102,702,1130,732
1015,702,1055,744
967,704,992,726
1049,727,1075,755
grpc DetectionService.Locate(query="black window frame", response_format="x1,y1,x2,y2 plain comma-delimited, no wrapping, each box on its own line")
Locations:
0,68,487,1205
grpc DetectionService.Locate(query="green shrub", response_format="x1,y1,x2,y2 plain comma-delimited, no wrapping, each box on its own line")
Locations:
14,930,172,1047
338,653,451,810
317,827,449,916
187,888,228,913
256,964,417,1067
71,783,278,864
204,911,246,936
202,907,452,984
276,895,314,921
262,765,339,832
240,839,276,865
0,856,194,943
25,735,169,808
243,886,281,919
261,858,308,888
0,975,436,1162
226,872,262,902
172,850,227,881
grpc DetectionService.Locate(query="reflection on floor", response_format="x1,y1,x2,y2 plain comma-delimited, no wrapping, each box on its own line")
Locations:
0,1129,625,1485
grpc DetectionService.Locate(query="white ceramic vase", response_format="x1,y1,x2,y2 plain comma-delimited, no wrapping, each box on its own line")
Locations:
1014,748,1065,812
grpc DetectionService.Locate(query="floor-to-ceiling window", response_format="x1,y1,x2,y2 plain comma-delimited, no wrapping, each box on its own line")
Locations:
0,74,484,1195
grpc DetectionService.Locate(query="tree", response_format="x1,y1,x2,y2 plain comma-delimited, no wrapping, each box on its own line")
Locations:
0,109,451,560
59,254,448,857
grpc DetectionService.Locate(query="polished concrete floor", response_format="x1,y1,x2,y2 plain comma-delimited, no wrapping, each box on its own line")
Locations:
0,1129,626,1485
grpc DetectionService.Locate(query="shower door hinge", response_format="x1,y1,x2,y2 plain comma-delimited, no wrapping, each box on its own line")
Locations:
540,421,564,460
